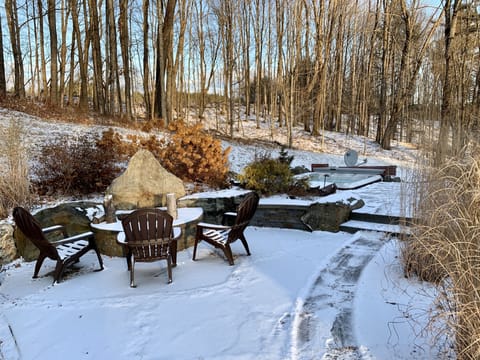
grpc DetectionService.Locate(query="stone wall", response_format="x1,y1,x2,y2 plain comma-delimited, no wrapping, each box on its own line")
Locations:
179,191,360,232
178,192,248,224
250,205,311,231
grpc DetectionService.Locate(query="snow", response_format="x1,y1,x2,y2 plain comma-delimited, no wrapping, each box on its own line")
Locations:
0,108,451,359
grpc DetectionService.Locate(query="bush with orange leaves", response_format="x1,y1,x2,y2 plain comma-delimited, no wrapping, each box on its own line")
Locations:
98,121,231,188
159,121,231,188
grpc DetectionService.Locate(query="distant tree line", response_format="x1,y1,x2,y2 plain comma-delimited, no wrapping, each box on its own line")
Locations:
0,0,479,163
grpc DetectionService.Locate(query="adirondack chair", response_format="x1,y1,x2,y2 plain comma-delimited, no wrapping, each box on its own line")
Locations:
192,192,259,265
12,206,104,284
120,208,180,287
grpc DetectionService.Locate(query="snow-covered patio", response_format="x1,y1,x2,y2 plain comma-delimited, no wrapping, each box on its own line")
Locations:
0,182,446,360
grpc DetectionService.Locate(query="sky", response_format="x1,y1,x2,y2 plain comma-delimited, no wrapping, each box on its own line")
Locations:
0,107,455,359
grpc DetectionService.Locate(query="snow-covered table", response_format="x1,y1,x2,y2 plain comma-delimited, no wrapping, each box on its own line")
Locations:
90,207,204,257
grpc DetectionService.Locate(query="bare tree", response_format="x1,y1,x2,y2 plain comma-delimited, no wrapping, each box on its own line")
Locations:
436,0,461,165
89,0,105,113
142,0,152,118
0,16,7,98
70,0,90,110
379,0,441,150
5,0,25,98
58,0,70,107
119,0,132,118
37,0,48,99
253,0,265,128
47,0,59,104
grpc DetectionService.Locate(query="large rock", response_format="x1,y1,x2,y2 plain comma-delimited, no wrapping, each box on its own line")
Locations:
106,149,186,210
14,202,102,262
0,223,17,264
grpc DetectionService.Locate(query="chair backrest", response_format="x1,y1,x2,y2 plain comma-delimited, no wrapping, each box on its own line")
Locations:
121,208,174,260
12,207,60,260
228,192,259,241
235,192,259,225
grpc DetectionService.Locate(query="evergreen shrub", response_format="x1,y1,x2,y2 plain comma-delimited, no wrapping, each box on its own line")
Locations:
238,154,293,195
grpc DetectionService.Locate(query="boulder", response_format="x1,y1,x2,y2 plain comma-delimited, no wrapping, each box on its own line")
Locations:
106,149,186,210
14,202,102,262
0,223,17,264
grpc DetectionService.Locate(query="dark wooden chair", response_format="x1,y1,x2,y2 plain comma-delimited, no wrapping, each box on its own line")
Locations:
193,192,259,265
120,208,180,287
12,206,104,284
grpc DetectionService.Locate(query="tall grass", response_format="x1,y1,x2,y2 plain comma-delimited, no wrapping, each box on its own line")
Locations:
0,120,32,217
402,147,480,359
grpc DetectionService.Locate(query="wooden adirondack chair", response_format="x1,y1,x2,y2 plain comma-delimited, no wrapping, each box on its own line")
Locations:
120,208,180,287
12,207,104,284
192,192,259,265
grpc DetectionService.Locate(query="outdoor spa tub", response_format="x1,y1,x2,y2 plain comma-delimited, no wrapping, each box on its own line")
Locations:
297,167,385,190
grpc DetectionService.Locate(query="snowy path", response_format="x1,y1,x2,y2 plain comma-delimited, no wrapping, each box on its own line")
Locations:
289,231,390,359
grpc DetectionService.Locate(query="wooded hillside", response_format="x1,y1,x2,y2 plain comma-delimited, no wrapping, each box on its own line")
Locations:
1,0,479,163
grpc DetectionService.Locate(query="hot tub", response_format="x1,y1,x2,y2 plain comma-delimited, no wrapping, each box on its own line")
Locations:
296,167,384,190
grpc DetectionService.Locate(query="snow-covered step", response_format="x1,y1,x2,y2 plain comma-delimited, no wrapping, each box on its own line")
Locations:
339,219,411,236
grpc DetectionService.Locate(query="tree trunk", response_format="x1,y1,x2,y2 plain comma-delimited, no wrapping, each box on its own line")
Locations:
0,16,6,98
142,0,152,119
59,0,69,107
119,0,132,118
48,0,59,105
89,0,105,114
5,0,26,98
38,0,48,99
154,0,176,123
70,0,89,110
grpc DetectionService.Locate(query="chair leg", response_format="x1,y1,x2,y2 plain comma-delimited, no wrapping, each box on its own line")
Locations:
239,234,251,256
130,259,136,288
92,245,104,271
167,255,172,284
169,241,177,267
126,249,132,271
33,253,47,278
224,245,235,266
192,237,200,261
53,261,65,284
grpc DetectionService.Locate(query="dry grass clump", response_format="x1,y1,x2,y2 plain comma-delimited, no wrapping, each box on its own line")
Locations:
0,121,33,217
402,148,480,359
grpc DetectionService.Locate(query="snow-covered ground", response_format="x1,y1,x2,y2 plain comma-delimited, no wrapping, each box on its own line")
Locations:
0,108,452,359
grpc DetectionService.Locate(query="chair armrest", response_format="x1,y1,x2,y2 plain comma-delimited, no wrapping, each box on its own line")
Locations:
51,231,94,246
197,222,231,231
117,232,127,245
172,227,181,240
42,225,68,238
221,212,237,225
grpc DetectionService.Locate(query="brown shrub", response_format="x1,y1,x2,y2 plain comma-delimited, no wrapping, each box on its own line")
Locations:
158,120,231,188
34,133,122,195
97,122,231,189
